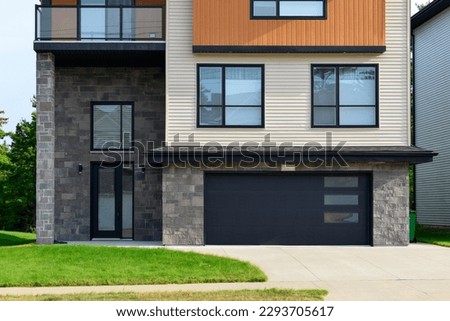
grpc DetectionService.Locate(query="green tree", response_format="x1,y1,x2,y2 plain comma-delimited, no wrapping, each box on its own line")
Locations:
0,110,7,139
416,1,433,11
0,106,36,231
0,110,14,230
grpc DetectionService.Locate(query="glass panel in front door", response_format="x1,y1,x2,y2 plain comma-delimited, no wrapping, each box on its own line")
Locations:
98,167,116,231
122,167,133,238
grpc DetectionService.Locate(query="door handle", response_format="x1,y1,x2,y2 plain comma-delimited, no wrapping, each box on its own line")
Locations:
116,211,120,218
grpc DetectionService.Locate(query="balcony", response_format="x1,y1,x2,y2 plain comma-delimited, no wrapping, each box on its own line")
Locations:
34,4,165,66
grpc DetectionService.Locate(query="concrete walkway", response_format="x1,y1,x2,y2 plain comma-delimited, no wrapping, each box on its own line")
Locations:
1,243,450,300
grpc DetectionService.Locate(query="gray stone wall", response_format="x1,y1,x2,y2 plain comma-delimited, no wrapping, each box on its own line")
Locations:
54,67,165,241
162,166,204,245
162,162,410,246
372,163,410,246
36,53,56,244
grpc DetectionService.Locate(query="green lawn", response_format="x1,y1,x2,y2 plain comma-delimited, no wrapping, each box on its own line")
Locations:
416,225,450,247
0,231,36,247
0,288,327,301
0,245,266,287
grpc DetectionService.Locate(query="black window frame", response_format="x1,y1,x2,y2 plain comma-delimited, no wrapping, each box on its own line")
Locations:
197,64,265,128
311,64,379,129
250,0,327,20
91,101,135,151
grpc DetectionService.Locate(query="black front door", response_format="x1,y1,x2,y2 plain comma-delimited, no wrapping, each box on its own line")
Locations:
91,163,134,239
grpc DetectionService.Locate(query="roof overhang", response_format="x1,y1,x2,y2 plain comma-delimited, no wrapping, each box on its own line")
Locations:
34,41,165,67
193,46,386,54
412,0,450,30
147,146,437,167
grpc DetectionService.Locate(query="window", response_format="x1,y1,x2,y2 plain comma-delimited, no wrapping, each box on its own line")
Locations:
251,0,326,19
312,65,378,127
198,65,264,127
92,102,133,150
80,0,135,40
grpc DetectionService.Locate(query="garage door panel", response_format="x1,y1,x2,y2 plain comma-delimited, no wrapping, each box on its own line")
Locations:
205,173,370,245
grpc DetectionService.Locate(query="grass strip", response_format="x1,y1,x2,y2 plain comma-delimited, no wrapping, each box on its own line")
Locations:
0,288,327,301
0,245,266,287
416,225,450,247
0,231,36,247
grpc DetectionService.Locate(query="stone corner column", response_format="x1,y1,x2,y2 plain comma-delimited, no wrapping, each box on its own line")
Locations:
162,166,205,245
36,53,55,244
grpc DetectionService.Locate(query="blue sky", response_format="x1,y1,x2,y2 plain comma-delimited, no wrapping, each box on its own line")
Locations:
0,0,429,135
0,1,40,134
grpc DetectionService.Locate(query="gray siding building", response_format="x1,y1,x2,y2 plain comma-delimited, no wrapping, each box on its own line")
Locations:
413,0,450,226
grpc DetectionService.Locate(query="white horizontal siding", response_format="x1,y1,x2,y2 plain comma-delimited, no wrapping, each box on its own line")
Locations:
166,0,409,146
414,6,450,226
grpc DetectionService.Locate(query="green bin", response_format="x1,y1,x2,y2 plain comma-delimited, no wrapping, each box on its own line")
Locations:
410,211,416,242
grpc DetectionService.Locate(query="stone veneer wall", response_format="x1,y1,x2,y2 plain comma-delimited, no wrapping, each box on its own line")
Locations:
53,67,165,241
162,162,410,246
36,53,56,244
162,166,204,245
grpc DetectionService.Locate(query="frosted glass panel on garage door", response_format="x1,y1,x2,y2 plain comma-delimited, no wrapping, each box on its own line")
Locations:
324,195,359,205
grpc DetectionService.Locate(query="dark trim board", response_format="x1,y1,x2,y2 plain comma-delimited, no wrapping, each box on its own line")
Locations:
34,47,165,67
34,41,166,53
193,46,387,54
148,146,438,166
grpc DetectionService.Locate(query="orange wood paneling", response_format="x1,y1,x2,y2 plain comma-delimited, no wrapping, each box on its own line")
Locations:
193,0,385,47
136,0,165,6
52,0,77,5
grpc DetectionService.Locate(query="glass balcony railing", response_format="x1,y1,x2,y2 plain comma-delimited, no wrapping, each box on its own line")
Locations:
35,5,164,41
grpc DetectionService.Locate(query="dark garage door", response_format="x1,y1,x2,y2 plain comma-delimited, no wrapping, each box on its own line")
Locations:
204,173,371,245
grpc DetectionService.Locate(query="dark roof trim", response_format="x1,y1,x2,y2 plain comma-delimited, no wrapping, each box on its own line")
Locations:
147,146,437,167
412,0,450,30
34,41,165,53
193,45,386,54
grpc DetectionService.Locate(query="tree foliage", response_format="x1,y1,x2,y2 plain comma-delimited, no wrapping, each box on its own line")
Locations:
0,106,36,232
0,111,7,139
416,0,433,11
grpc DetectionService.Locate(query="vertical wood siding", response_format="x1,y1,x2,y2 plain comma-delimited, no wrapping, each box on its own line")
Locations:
193,0,385,47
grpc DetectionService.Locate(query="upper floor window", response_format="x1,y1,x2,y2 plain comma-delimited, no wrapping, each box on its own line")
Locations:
312,65,378,128
81,0,136,40
251,0,326,19
92,102,134,150
198,65,264,127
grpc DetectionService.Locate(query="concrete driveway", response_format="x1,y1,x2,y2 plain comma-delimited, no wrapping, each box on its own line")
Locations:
1,242,449,300
174,243,450,300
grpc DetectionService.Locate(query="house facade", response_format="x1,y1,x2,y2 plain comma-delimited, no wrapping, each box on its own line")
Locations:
35,0,435,246
413,0,450,227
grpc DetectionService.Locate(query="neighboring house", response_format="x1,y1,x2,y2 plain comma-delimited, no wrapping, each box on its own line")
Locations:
35,0,435,246
412,0,450,227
